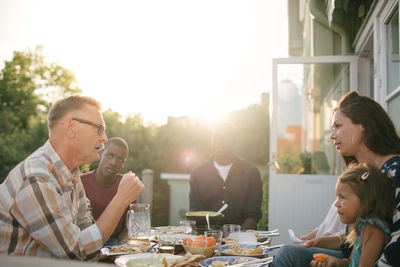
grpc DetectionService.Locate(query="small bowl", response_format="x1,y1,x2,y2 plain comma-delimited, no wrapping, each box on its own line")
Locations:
183,244,216,258
183,239,216,258
185,211,223,226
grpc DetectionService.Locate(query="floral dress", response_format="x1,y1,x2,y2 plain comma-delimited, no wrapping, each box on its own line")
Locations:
350,218,391,267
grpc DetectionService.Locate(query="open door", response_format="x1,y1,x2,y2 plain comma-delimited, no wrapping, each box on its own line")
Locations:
268,56,358,244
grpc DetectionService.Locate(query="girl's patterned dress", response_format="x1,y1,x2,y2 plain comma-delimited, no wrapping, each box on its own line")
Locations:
350,218,391,267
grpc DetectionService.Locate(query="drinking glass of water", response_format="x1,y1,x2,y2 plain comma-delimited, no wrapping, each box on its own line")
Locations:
179,220,196,234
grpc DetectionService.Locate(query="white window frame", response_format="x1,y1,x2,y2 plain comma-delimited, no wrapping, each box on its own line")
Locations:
269,55,358,244
379,0,400,108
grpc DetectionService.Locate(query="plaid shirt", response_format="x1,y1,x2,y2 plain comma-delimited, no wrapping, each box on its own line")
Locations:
0,141,103,259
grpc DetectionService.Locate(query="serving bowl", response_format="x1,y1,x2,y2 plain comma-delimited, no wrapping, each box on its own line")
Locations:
183,243,216,258
185,211,223,226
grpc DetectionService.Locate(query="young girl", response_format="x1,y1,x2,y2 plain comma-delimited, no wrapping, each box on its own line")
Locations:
333,164,395,266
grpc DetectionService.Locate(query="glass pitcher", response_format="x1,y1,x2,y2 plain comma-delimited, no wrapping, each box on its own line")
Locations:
126,203,151,249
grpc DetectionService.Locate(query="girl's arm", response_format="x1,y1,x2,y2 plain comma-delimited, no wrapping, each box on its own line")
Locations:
359,224,387,267
304,233,344,249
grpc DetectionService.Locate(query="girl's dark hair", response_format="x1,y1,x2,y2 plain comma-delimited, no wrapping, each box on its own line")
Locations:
338,163,395,245
334,91,400,166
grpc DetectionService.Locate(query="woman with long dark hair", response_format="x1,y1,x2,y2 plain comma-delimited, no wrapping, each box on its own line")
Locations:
272,92,400,267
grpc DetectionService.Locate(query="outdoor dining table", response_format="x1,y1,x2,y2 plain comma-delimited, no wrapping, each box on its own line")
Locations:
94,227,280,265
0,229,279,266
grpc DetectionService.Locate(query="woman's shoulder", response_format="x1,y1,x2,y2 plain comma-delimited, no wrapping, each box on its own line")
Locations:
382,155,400,182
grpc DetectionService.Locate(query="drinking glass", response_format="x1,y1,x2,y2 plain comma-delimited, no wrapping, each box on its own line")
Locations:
157,235,176,254
127,203,151,250
195,225,221,235
222,224,241,244
205,230,223,246
179,220,196,234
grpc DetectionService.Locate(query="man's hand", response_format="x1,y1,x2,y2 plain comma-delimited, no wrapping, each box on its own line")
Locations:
117,171,144,206
97,171,144,243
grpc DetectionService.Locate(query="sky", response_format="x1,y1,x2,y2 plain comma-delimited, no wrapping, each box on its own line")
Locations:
0,0,288,125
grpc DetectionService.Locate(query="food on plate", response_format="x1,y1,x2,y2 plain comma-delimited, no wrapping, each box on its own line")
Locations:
246,248,263,255
126,254,167,267
169,253,205,267
313,253,328,263
110,245,141,254
125,254,204,267
211,260,226,267
223,244,264,255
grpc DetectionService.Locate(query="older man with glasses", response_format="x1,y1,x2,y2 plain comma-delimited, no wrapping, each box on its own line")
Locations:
0,95,144,260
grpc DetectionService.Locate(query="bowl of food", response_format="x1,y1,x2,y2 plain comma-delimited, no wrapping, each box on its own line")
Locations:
185,211,223,226
215,244,271,258
182,235,216,258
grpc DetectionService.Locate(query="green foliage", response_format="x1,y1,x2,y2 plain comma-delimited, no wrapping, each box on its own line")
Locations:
0,117,48,181
0,46,81,135
93,109,158,178
257,166,269,230
299,151,312,174
0,46,81,181
277,150,302,174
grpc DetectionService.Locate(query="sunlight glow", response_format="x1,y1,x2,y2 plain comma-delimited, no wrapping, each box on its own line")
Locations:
0,0,288,125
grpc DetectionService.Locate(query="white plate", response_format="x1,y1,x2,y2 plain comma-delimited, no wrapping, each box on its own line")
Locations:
199,256,258,267
151,226,184,235
115,253,182,267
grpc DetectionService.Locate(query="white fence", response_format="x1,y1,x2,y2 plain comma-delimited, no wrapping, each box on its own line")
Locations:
160,173,191,226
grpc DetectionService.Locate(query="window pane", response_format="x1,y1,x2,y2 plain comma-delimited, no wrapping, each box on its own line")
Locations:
388,95,400,131
276,63,349,175
387,10,399,94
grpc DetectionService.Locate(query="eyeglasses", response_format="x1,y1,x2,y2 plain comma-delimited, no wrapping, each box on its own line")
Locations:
71,117,106,135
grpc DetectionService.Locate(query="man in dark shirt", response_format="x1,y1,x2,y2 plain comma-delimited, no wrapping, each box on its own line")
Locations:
82,137,129,246
189,122,262,230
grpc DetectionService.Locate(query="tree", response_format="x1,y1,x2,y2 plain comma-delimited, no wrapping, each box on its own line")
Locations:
0,46,81,181
0,46,81,135
94,109,158,177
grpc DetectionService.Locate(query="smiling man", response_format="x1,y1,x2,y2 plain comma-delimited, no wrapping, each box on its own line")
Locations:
81,137,130,246
0,96,144,259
